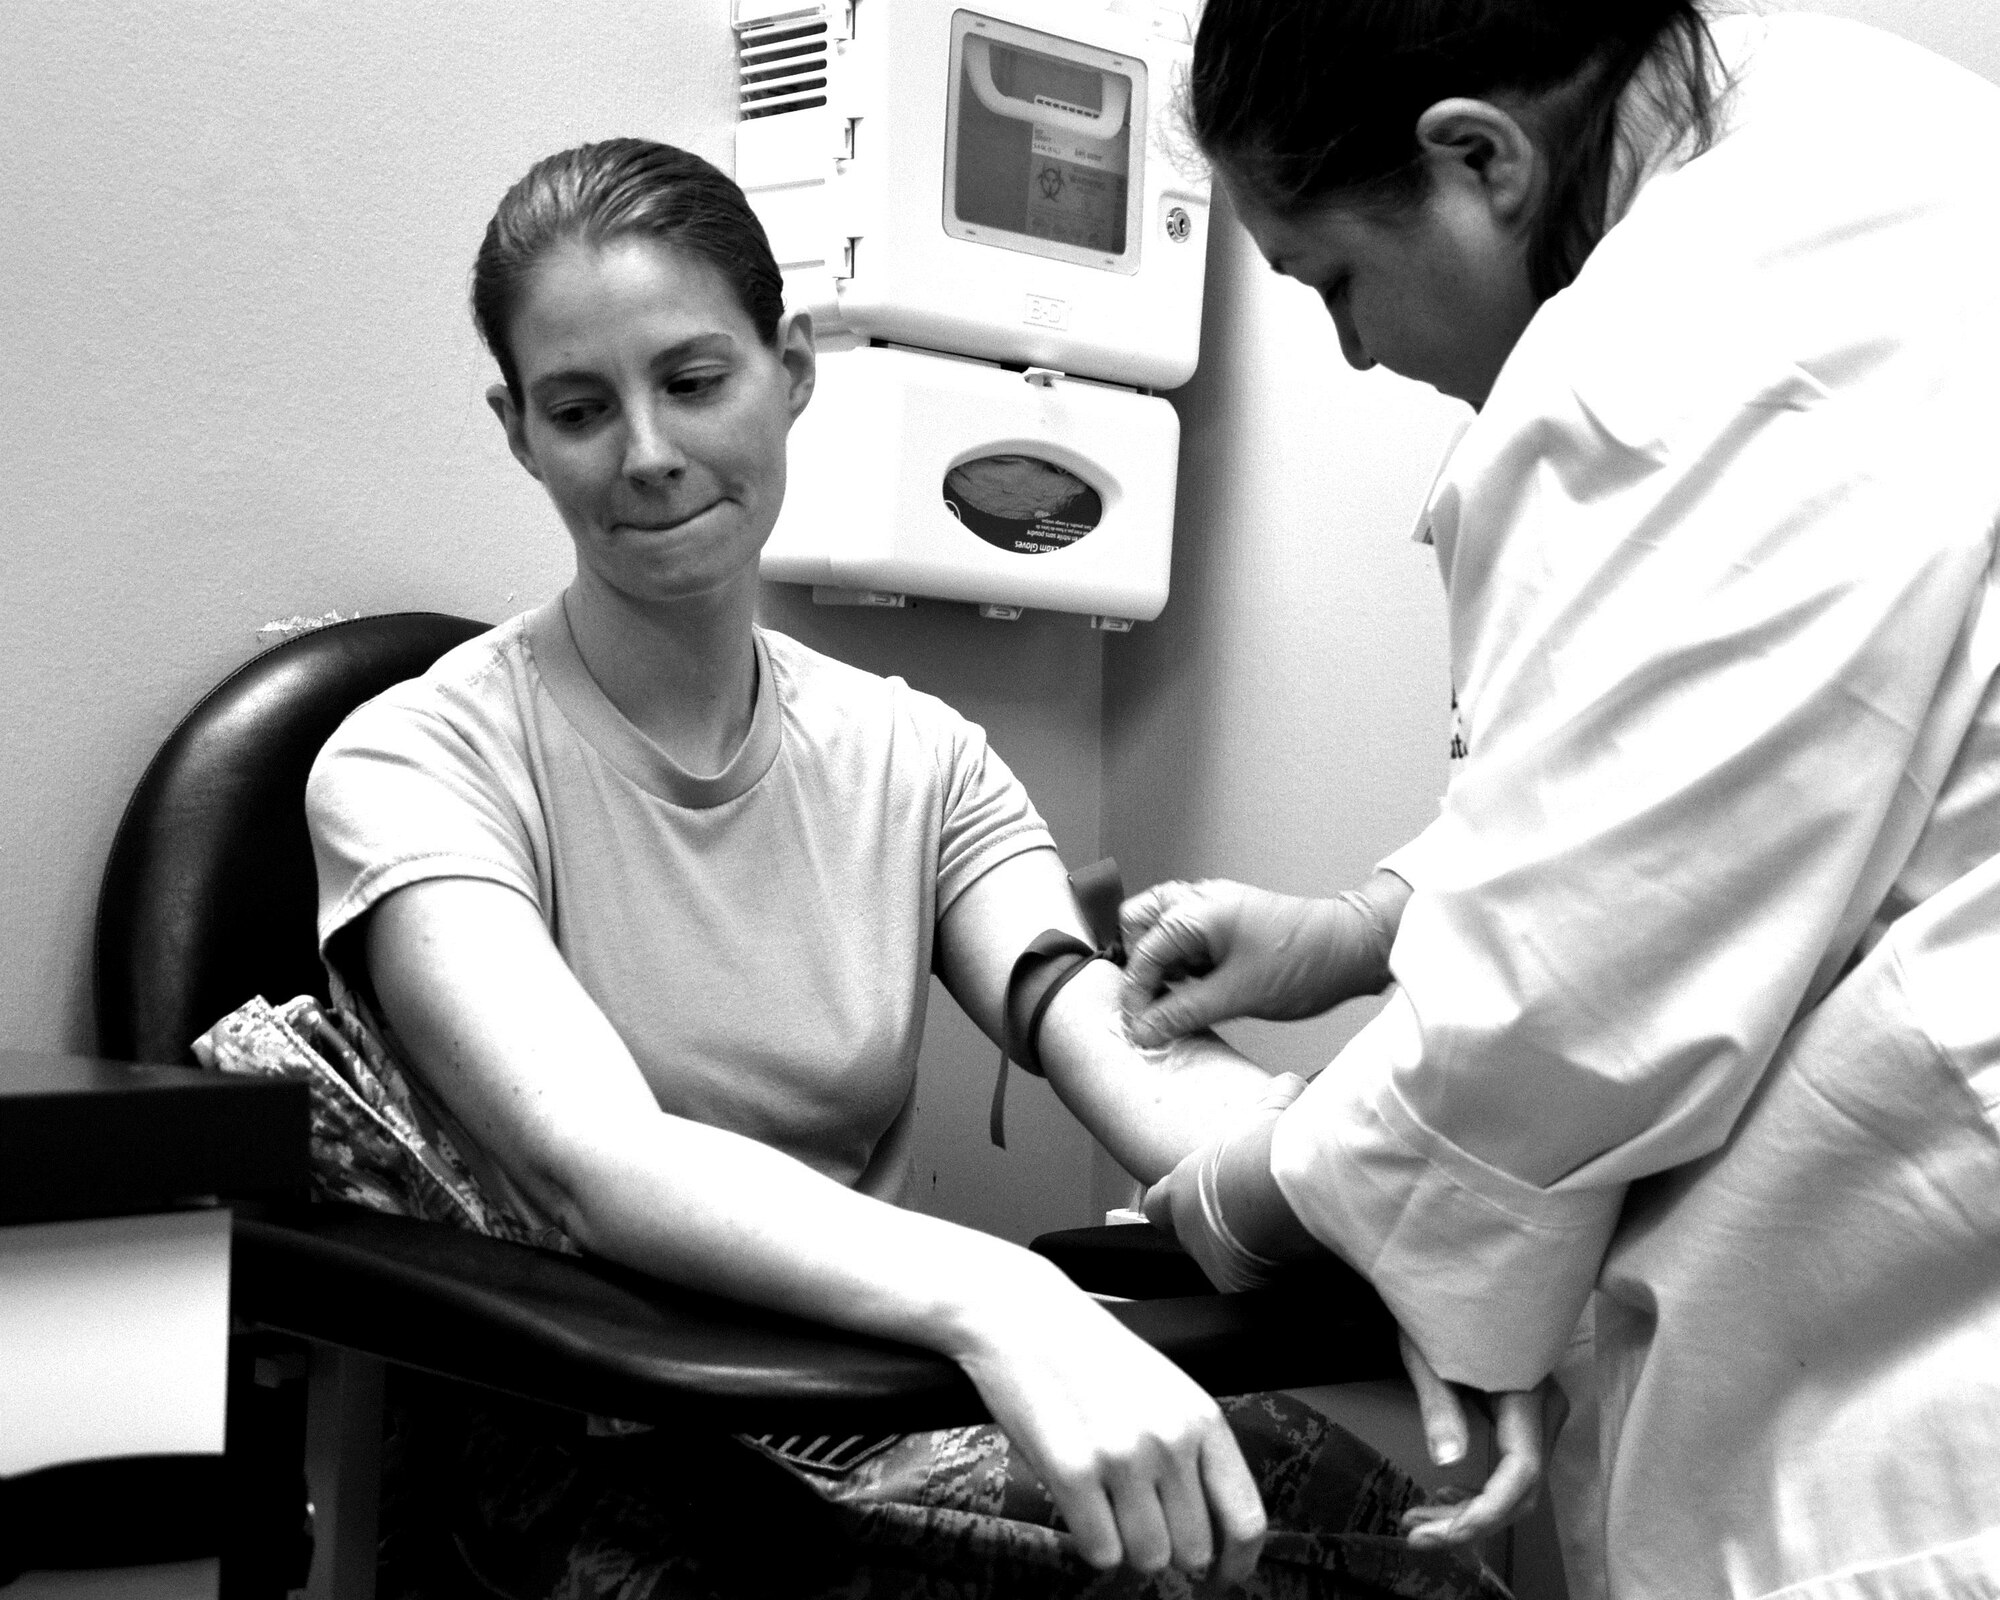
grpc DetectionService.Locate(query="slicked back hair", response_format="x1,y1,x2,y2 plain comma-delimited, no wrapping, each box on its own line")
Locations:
472,138,786,404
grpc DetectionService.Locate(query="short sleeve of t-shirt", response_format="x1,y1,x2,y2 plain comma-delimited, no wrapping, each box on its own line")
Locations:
307,618,550,960
914,681,1051,915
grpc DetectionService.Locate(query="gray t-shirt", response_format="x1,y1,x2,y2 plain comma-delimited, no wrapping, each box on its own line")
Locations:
306,598,1052,1199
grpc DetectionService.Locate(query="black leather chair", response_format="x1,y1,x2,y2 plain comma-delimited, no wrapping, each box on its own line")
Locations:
94,612,1400,1597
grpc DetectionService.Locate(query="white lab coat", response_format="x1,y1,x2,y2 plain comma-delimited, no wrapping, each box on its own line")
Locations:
1267,14,2000,1598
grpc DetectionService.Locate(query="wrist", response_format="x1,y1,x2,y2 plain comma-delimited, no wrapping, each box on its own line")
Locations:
1292,894,1379,1009
918,1231,1079,1361
1327,873,1404,996
1212,1112,1320,1266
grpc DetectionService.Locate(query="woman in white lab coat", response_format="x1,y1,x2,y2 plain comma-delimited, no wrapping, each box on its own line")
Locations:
1129,4,2000,1596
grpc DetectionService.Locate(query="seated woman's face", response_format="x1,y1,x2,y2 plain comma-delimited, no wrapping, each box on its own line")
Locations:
493,235,813,607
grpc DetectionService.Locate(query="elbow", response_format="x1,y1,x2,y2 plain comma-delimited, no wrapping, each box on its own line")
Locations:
504,1128,632,1259
542,1178,606,1256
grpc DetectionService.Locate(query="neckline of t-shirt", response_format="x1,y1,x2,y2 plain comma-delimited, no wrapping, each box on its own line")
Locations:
524,595,783,808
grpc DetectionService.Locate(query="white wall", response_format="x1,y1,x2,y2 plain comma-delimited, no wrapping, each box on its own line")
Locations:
0,0,1101,1242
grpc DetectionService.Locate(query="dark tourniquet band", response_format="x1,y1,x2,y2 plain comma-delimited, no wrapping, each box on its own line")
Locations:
988,858,1127,1149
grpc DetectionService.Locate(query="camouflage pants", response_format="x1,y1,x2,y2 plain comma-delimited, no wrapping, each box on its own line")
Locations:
377,1375,1507,1600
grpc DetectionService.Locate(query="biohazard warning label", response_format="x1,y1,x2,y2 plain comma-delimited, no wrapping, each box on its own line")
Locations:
1025,122,1128,254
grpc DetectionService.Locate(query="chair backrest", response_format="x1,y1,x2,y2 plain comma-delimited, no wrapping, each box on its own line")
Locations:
95,613,488,1065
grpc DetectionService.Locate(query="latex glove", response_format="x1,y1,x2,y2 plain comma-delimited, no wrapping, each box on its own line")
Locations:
1119,877,1401,1049
1141,1073,1312,1292
1396,1330,1556,1548
950,1259,1268,1588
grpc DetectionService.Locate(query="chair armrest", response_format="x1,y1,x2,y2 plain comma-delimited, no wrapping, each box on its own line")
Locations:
234,1204,1405,1435
1033,1222,1404,1391
1031,1222,1218,1299
233,1203,983,1433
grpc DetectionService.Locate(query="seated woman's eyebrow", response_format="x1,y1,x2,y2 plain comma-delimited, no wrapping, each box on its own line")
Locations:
528,335,740,396
649,332,738,366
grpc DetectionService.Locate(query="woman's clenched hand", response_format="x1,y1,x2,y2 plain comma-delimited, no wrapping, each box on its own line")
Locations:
944,1253,1268,1588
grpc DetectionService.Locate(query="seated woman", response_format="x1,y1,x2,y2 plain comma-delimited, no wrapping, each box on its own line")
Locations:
305,137,1502,1599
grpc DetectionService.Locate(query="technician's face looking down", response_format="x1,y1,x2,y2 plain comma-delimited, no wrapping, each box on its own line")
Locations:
1227,96,1545,408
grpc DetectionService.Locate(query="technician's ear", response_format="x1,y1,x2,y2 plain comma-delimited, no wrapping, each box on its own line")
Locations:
1414,98,1541,227
777,308,817,423
485,383,544,482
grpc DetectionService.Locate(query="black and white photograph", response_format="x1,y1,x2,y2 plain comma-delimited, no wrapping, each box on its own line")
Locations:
3,3,1996,1597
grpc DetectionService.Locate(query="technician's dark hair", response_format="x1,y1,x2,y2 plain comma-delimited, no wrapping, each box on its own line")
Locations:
472,138,786,403
1189,0,1722,299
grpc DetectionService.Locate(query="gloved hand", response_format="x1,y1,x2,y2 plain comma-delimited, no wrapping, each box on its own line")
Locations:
1141,1072,1313,1292
1118,875,1406,1049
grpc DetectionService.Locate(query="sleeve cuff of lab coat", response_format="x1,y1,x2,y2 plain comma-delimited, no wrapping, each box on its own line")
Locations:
1270,993,1619,1391
1375,834,1432,893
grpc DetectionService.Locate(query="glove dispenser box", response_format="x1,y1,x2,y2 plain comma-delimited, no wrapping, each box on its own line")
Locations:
735,0,1210,390
766,344,1177,622
736,0,1202,621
